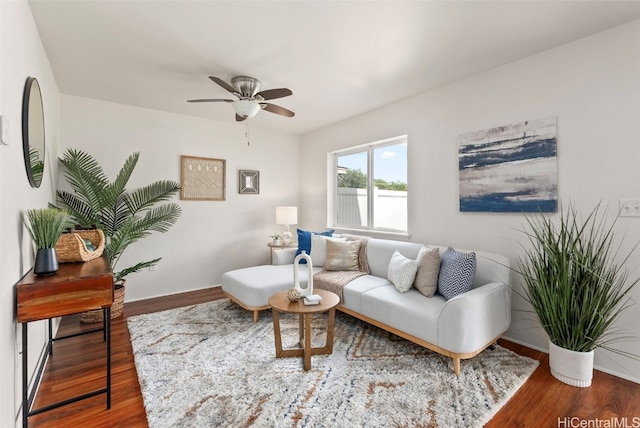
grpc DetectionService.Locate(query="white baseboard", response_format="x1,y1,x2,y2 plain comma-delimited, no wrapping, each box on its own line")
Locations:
125,284,221,303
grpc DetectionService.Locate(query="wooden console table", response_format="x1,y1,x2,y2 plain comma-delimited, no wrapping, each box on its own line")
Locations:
16,255,113,428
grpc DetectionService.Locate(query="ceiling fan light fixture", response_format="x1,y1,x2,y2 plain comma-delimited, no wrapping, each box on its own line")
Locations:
232,99,261,118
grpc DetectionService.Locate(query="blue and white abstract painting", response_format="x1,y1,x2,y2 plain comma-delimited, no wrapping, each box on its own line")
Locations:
458,117,557,213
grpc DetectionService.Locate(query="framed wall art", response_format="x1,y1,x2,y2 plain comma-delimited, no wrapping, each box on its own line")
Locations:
458,116,557,213
180,155,225,201
239,169,260,194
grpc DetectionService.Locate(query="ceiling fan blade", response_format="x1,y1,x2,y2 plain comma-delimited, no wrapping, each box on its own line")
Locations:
261,103,295,117
236,114,247,122
256,88,292,101
209,76,239,95
187,98,234,103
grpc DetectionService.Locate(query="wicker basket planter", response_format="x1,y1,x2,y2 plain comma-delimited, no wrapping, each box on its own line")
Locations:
55,229,105,263
80,280,125,323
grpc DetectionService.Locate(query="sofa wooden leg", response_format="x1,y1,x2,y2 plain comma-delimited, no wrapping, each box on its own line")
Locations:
253,310,259,323
453,357,461,376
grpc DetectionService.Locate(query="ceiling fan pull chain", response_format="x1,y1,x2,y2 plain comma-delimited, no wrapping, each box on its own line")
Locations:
245,121,250,147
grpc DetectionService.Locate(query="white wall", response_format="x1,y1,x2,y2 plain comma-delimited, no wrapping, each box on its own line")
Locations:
60,95,301,301
301,20,640,383
0,1,62,426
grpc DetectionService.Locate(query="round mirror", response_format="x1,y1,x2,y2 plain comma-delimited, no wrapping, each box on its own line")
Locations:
22,77,45,188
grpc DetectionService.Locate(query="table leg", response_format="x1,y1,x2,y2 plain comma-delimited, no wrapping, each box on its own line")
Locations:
272,309,283,356
22,323,28,428
303,313,312,371
298,314,304,347
105,308,111,409
326,308,336,353
48,319,53,356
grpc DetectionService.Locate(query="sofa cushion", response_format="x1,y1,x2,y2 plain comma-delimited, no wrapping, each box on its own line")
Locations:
341,275,391,313
413,246,441,297
325,239,361,271
387,250,418,293
310,234,347,267
296,228,334,262
437,247,477,300
358,286,445,345
221,264,321,308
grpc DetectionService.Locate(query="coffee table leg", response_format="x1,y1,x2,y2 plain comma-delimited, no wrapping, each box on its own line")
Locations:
272,309,283,357
303,313,312,370
325,308,336,353
298,314,304,347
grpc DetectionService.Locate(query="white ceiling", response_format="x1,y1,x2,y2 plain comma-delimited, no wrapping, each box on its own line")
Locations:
29,1,640,135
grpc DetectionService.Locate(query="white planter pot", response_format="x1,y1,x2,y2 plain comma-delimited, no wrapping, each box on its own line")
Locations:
548,340,594,387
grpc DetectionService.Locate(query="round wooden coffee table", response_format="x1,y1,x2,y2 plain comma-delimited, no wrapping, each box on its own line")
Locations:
268,289,340,371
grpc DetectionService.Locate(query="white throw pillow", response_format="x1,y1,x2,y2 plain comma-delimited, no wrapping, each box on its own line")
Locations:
310,234,347,267
387,250,419,293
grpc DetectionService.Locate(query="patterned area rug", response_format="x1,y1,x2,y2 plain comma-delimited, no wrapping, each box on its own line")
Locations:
127,299,538,427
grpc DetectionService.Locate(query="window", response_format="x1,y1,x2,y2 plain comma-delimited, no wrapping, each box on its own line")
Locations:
329,135,407,233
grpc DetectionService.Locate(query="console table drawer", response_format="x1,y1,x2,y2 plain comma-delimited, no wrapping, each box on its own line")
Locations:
16,255,113,323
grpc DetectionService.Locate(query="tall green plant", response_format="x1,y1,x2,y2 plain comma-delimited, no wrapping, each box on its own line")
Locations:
56,149,181,281
518,203,638,358
23,208,70,249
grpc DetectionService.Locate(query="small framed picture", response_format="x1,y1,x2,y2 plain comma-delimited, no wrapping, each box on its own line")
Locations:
239,169,259,194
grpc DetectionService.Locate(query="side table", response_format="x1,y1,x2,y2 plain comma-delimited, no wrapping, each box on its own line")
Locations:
16,255,113,428
268,289,340,370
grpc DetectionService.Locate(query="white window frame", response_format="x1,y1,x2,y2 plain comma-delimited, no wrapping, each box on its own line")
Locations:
327,135,408,235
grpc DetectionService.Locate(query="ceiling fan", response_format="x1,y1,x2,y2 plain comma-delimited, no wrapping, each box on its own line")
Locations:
187,76,295,121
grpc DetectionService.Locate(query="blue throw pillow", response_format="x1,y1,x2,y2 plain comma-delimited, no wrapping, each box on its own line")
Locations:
296,228,334,263
437,247,476,300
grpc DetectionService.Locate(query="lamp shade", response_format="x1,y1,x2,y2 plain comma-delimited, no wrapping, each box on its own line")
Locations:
276,206,298,225
232,100,261,118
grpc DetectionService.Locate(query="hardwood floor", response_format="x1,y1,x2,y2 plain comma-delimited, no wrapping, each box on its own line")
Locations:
27,288,639,427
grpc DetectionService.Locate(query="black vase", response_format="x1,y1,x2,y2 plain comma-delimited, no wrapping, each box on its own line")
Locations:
34,248,59,276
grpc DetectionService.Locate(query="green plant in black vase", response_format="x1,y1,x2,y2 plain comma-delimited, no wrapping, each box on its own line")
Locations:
23,208,70,275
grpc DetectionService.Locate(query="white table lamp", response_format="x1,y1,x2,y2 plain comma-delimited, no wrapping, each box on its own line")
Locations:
276,206,298,244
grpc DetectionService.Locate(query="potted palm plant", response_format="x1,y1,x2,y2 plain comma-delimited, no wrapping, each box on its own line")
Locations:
517,203,639,387
56,149,181,321
23,208,70,275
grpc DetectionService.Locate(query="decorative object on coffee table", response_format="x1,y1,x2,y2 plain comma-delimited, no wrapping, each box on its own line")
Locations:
23,208,70,276
293,250,314,297
286,287,301,302
269,289,339,371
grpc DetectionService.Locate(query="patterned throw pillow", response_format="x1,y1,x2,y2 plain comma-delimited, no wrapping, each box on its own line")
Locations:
388,250,419,293
413,246,441,297
437,247,476,300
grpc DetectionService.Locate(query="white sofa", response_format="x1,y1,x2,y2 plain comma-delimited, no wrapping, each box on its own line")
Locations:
221,237,510,375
